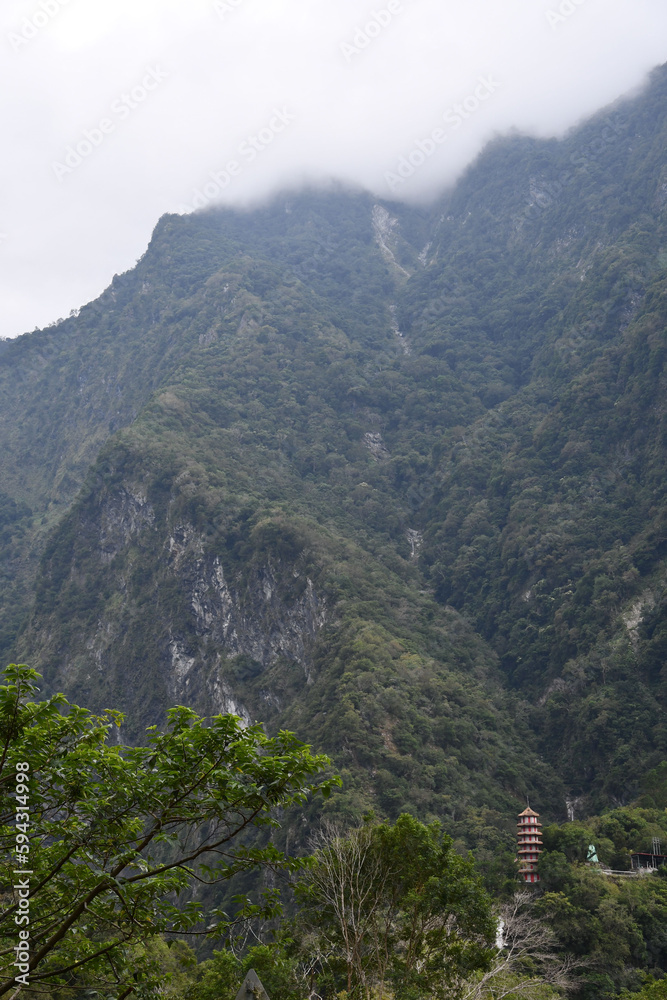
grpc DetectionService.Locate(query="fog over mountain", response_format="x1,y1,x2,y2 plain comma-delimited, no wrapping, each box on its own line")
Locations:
1,0,666,339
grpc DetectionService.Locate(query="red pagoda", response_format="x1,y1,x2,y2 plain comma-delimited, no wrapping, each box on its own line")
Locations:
517,807,542,883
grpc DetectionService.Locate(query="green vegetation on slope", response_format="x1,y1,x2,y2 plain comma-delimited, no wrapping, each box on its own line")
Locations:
0,66,666,857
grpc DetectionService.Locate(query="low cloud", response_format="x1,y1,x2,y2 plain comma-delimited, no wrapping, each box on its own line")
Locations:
1,0,666,337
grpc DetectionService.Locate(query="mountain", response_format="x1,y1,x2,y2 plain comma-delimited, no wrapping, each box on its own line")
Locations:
2,64,667,870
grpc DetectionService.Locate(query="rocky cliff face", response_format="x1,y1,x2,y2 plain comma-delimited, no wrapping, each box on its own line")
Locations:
26,475,332,730
165,522,328,712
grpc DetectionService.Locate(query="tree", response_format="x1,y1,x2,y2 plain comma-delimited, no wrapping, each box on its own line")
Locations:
186,943,301,1000
621,978,667,1000
462,892,577,1000
296,819,386,996
0,664,338,997
295,814,496,1000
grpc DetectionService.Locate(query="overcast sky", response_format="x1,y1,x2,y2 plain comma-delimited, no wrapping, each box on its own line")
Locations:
1,0,666,339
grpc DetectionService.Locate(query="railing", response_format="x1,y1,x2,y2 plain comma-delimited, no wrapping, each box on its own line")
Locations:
596,867,645,877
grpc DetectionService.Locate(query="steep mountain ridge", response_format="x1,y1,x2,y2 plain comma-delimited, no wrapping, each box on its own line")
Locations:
16,221,558,860
2,65,667,857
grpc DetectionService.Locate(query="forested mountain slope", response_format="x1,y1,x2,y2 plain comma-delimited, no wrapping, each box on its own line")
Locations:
2,64,667,855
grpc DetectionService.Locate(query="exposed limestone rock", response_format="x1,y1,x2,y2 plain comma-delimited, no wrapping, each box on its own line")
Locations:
99,489,154,564
169,639,196,685
418,242,432,265
186,550,328,670
363,432,390,460
371,205,410,277
406,529,422,560
160,529,329,714
622,592,655,648
389,303,410,355
206,669,251,723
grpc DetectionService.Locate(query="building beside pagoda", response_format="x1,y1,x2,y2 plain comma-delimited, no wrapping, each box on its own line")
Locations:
517,807,542,883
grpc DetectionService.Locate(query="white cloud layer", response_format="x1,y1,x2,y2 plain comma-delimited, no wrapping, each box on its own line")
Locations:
1,0,666,337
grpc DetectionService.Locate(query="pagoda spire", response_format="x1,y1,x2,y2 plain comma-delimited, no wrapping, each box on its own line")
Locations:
517,807,542,883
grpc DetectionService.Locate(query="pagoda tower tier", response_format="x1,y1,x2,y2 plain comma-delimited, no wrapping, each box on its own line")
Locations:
517,807,542,884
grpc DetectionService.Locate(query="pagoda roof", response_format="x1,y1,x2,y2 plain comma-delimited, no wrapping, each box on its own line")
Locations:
518,807,540,817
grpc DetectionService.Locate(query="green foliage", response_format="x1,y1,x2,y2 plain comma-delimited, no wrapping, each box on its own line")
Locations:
638,764,667,809
293,814,495,999
186,942,305,1000
186,948,242,1000
536,805,667,995
621,978,667,1000
0,664,337,997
